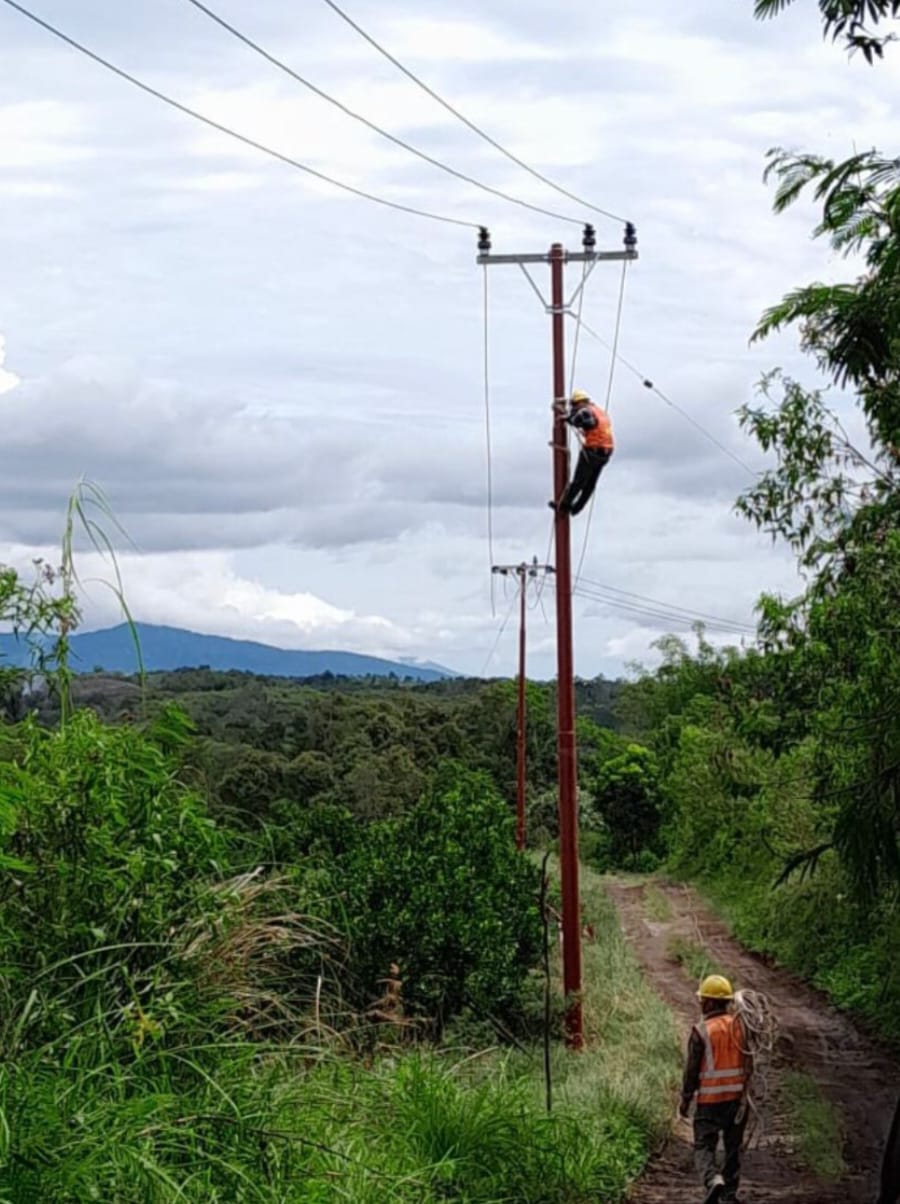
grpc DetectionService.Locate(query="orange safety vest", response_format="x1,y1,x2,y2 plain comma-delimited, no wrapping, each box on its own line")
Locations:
582,404,614,451
696,1013,747,1106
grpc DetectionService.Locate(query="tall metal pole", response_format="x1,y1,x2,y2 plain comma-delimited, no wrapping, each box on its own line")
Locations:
516,563,527,852
550,244,583,1049
478,223,637,1053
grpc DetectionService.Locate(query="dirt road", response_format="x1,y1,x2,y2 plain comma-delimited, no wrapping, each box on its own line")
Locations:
607,878,897,1204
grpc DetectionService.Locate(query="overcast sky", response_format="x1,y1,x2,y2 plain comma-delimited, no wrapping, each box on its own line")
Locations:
0,0,896,677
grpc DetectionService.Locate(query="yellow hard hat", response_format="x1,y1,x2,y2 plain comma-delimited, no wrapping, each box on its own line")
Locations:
697,974,734,1000
571,389,591,404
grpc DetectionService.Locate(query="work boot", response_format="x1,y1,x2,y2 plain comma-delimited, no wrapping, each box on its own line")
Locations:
703,1176,725,1204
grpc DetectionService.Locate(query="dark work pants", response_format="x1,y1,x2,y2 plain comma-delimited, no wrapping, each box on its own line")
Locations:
694,1100,746,1198
559,448,612,515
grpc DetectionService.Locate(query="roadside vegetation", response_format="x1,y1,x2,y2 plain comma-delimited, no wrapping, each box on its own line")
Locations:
0,525,677,1202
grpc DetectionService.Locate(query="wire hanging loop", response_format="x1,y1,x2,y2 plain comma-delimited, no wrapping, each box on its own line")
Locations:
568,259,590,400
604,259,629,413
482,261,496,616
574,254,630,589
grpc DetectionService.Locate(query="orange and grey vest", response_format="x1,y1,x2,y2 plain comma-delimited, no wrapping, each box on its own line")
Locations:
696,1013,747,1106
581,404,614,451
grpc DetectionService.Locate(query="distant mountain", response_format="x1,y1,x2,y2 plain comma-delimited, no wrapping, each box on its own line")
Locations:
0,622,458,682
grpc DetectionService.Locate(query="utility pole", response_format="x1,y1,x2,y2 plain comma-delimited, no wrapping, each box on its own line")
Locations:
492,557,554,852
478,222,638,1049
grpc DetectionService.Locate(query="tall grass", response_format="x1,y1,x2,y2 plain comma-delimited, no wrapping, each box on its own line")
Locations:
643,883,674,922
781,1069,846,1181
666,934,728,986
0,1042,669,1202
0,859,680,1202
549,865,680,1141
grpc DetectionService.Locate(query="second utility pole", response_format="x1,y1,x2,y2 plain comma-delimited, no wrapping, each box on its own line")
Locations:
493,558,554,851
479,222,638,1049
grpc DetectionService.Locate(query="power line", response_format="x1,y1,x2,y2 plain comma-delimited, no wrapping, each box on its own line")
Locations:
183,0,586,228
573,315,759,477
573,589,751,637
574,582,752,634
573,259,630,589
482,265,496,614
480,592,517,676
320,0,628,225
570,581,753,636
2,0,479,230
576,576,757,632
603,262,629,415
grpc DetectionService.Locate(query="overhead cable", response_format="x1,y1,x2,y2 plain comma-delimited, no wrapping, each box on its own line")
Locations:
480,592,517,676
184,0,586,227
573,315,759,477
571,582,753,637
576,576,756,632
574,584,751,634
573,259,630,589
2,0,479,230
482,265,496,614
320,0,628,224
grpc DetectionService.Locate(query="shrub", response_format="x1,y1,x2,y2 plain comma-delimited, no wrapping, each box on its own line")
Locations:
333,763,542,1028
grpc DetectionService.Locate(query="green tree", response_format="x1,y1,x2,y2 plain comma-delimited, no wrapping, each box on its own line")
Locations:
216,745,288,818
737,144,900,892
594,744,663,866
284,749,334,802
755,0,900,61
334,763,542,1029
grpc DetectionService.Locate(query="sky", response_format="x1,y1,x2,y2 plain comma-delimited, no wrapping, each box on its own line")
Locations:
0,0,897,678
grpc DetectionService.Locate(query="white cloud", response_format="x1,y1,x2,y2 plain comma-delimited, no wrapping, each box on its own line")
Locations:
0,337,19,396
0,542,414,656
0,0,884,675
380,17,562,64
0,100,93,169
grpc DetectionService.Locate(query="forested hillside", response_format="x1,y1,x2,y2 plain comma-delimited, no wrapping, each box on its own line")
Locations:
10,667,622,844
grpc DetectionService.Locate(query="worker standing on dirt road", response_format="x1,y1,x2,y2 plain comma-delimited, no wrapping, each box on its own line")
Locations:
679,974,752,1204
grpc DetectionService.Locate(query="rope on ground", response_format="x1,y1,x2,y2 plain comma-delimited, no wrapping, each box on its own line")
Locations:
573,260,629,589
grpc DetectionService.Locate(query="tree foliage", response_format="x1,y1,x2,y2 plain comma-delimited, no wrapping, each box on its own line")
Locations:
332,763,542,1028
735,139,900,891
754,0,900,61
594,744,663,867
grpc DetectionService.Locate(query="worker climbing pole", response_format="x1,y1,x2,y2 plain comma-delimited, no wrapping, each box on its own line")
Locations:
478,222,638,1048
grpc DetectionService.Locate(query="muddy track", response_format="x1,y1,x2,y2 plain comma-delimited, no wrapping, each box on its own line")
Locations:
607,878,898,1204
